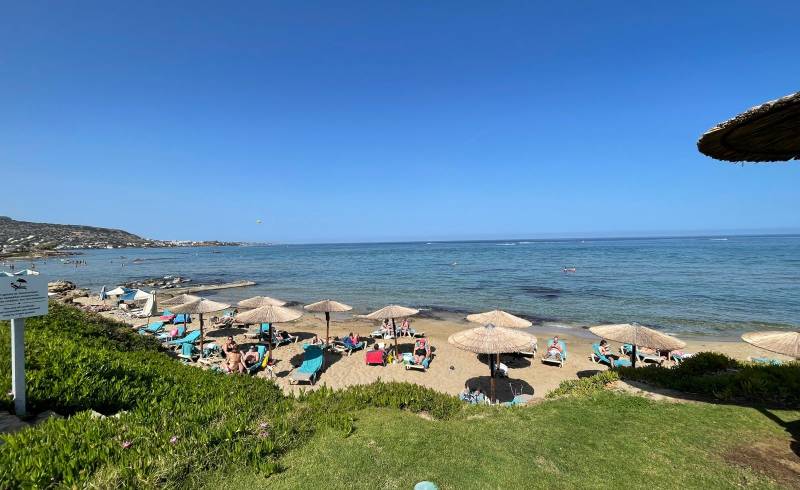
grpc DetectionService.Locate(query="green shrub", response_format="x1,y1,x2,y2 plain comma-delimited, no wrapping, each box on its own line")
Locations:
547,370,620,398
618,352,800,407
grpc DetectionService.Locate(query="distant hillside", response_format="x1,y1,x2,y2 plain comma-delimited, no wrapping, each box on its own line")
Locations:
0,216,239,257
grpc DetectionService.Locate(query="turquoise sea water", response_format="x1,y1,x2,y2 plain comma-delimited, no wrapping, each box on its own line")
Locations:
10,236,800,336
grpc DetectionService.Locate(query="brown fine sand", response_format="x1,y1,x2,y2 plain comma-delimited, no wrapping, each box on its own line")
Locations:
77,296,794,402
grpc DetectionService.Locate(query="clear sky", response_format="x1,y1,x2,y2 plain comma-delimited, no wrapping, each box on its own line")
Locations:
1,1,798,243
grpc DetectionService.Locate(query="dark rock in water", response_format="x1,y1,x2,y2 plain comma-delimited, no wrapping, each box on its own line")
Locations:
48,280,77,293
123,276,191,289
519,286,563,299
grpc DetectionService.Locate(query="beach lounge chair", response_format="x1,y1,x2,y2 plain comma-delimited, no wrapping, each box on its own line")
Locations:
167,330,201,346
158,326,186,342
332,338,366,356
138,321,165,335
247,345,267,375
747,356,783,366
404,353,431,371
160,309,176,322
365,348,387,366
289,344,324,385
591,343,632,368
272,330,299,347
541,339,567,367
518,339,538,358
178,342,199,361
173,313,192,325
370,329,395,339
620,344,665,365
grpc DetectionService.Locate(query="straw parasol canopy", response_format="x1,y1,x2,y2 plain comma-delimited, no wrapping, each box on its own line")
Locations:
171,298,231,355
304,299,353,345
466,309,532,329
448,324,536,354
449,324,537,402
363,305,420,352
161,293,201,307
697,91,800,162
238,296,286,309
589,323,685,367
235,305,303,361
742,331,800,359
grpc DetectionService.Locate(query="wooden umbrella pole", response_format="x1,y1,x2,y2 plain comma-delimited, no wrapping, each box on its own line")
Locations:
392,318,398,355
268,323,274,365
325,312,331,346
199,313,204,356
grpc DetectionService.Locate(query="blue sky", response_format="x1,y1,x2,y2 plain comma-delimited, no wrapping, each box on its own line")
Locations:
1,1,798,243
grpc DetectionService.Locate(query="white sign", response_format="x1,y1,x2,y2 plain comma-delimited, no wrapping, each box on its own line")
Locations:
0,274,49,320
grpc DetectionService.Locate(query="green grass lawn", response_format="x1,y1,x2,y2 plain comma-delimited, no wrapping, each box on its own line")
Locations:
212,395,797,489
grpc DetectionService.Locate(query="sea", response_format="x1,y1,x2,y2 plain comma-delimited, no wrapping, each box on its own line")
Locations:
8,235,799,337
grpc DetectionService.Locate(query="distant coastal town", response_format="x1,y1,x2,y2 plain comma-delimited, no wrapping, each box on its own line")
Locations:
0,216,240,259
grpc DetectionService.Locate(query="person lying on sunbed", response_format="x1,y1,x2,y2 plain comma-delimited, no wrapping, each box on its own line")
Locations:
243,346,260,367
638,346,666,364
222,336,238,358
309,335,324,345
413,338,430,364
224,350,246,374
546,336,563,360
274,330,291,342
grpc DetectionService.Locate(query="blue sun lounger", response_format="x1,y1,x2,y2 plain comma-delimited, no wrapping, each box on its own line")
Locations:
157,326,186,341
168,330,200,346
173,313,192,324
289,344,324,385
138,321,165,335
749,357,783,366
178,342,199,361
591,343,631,368
541,339,567,367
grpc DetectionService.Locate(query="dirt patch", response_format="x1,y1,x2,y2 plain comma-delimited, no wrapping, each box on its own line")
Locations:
725,439,800,489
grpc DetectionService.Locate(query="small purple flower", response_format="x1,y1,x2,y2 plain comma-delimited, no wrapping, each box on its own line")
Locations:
169,436,179,444
258,430,270,439
259,422,269,429
121,440,132,449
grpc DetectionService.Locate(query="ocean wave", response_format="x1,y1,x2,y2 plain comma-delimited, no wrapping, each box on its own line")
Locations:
496,242,516,246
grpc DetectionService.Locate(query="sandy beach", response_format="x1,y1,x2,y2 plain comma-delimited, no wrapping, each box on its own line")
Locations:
75,296,793,402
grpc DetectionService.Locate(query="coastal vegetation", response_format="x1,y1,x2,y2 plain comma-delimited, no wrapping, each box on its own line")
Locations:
1,305,797,488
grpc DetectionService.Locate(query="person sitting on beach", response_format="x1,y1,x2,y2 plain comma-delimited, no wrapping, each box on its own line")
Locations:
413,338,430,364
309,335,323,345
222,336,238,358
598,339,618,360
400,318,411,336
224,349,246,374
460,383,475,402
349,332,360,345
546,336,563,360
243,346,260,367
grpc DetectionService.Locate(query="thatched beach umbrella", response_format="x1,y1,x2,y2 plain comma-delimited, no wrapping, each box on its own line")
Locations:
363,305,419,353
448,323,536,403
161,293,201,307
466,309,532,328
697,91,800,162
235,305,303,363
304,299,353,346
238,296,286,309
171,298,230,356
742,331,800,359
589,323,685,368
466,309,532,378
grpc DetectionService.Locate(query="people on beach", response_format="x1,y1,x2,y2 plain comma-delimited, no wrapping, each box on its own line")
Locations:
381,319,391,335
400,318,411,336
546,336,563,360
224,349,246,374
598,339,619,360
413,338,430,364
310,334,323,345
243,346,260,367
222,336,238,358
